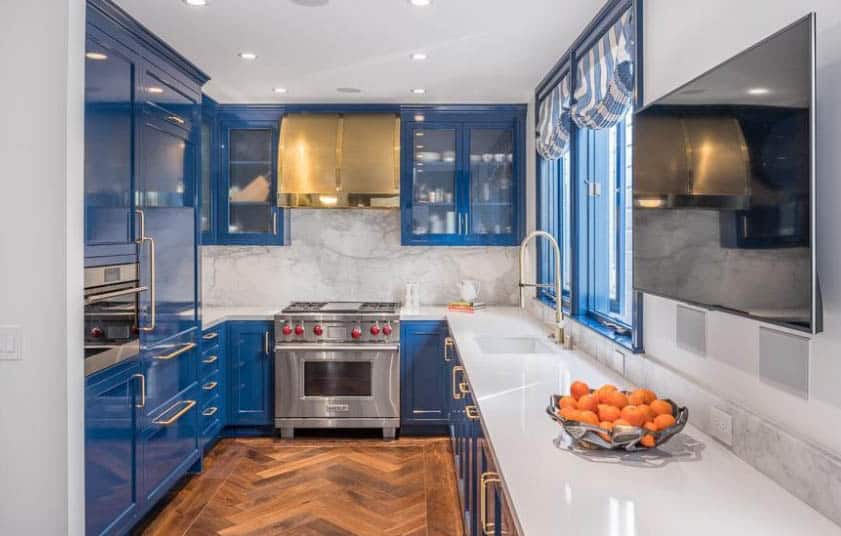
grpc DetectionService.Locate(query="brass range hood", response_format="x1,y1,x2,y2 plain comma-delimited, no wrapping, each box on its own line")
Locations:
277,113,401,208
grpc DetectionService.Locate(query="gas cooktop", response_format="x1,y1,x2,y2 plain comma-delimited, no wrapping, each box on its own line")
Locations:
282,301,400,314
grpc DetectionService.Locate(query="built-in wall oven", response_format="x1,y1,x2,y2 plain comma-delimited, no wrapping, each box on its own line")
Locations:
84,263,145,376
274,302,400,439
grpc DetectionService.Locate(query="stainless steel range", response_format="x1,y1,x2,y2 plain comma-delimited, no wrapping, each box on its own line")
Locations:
274,302,400,439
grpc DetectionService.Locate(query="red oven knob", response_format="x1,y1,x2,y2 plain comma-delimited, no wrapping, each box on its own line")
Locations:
282,324,293,336
294,324,305,336
89,326,104,338
313,325,324,336
370,324,381,336
382,323,393,336
351,327,362,339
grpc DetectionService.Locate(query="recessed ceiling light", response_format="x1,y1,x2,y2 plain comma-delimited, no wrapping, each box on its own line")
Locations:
148,86,164,94
410,52,428,61
416,145,424,149
239,52,258,61
747,87,770,95
336,87,363,94
414,114,425,122
411,88,426,95
409,0,431,6
183,0,207,6
415,132,424,137
85,52,108,61
273,87,288,94
290,0,329,5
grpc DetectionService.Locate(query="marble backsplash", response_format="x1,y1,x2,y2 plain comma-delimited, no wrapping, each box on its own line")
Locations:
201,209,520,307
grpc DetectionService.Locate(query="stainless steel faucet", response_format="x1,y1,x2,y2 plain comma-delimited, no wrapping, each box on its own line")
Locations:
519,230,565,343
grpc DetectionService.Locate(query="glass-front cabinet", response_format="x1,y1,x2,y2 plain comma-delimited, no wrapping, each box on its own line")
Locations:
216,118,287,245
401,106,525,246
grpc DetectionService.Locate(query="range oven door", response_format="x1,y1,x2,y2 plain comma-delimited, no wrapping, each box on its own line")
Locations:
275,344,399,420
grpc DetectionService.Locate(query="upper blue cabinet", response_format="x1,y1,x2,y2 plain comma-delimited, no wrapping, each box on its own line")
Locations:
401,106,526,246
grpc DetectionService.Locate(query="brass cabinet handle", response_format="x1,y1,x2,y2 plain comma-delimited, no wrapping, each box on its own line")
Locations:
452,365,465,400
273,211,278,235
264,331,270,355
459,382,470,395
465,405,480,420
85,286,148,305
202,355,218,364
132,373,146,408
154,342,196,361
202,381,218,391
202,406,218,417
480,472,503,536
135,209,156,333
443,336,454,362
202,332,218,341
153,400,196,426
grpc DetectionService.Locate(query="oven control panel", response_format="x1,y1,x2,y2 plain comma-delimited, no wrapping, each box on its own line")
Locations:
275,318,400,344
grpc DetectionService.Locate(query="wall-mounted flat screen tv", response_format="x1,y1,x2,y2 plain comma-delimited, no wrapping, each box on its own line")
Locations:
633,14,820,333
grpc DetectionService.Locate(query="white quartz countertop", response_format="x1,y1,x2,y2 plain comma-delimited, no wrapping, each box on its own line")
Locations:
202,306,280,329
445,307,841,536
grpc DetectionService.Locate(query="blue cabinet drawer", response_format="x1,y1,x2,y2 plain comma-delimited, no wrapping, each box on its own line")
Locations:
199,370,221,402
201,325,223,346
140,385,199,505
199,350,221,380
142,329,198,420
199,393,222,449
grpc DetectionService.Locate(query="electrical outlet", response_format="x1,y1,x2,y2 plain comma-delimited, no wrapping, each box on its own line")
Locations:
0,325,22,361
709,406,733,446
611,349,625,375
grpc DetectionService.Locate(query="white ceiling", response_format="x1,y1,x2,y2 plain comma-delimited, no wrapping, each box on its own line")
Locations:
114,0,606,104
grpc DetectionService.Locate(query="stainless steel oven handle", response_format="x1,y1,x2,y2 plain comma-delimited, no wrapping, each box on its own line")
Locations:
275,344,399,352
85,286,148,305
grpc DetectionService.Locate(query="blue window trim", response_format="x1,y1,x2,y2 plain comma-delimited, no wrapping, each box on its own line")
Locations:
534,0,645,354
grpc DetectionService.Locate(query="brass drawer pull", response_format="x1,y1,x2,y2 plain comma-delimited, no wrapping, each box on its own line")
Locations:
465,405,480,420
459,382,470,395
443,336,454,362
202,332,218,341
135,209,156,333
154,342,196,361
480,472,503,536
153,400,196,426
202,355,218,364
132,373,146,408
202,406,218,417
202,381,218,391
452,365,465,400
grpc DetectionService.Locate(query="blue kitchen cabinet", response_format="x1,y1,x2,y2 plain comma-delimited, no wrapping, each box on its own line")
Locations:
216,118,288,245
200,96,220,244
199,323,226,448
477,427,518,536
400,321,451,429
228,321,274,426
85,359,142,536
401,106,526,246
84,12,139,266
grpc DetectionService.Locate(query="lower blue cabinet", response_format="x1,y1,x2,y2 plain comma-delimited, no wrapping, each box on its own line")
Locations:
199,323,226,449
85,360,142,536
228,321,274,426
400,321,451,427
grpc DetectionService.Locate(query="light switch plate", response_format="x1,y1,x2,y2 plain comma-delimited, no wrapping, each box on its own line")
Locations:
0,325,22,361
709,406,733,446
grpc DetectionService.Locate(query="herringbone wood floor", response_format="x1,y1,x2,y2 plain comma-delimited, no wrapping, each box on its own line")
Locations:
135,437,464,536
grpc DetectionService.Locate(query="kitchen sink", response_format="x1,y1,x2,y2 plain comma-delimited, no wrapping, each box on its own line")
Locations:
474,336,554,355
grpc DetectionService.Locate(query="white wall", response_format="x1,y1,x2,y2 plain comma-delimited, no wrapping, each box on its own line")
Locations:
0,1,86,534
642,0,841,455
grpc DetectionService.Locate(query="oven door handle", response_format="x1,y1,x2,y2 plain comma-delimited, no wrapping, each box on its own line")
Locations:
275,344,399,352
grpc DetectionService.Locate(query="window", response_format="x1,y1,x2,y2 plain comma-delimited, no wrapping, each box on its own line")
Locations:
537,149,572,309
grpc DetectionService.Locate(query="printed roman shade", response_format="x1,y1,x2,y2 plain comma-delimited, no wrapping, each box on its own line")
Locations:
572,10,635,130
536,76,572,160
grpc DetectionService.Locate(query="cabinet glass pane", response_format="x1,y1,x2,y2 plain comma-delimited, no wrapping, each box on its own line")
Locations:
227,128,274,234
200,121,211,233
140,126,190,207
85,39,133,245
469,128,514,236
411,128,458,235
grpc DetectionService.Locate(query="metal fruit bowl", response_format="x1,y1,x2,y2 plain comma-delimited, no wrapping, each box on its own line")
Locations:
546,394,689,452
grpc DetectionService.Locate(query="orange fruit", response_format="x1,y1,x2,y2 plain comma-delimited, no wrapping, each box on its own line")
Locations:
598,421,614,441
638,404,657,423
577,394,598,412
654,414,677,430
558,396,578,410
598,404,621,422
640,434,656,448
578,410,600,426
629,388,657,406
595,384,618,403
559,407,580,421
570,381,590,401
650,399,673,416
605,391,629,409
643,421,659,433
613,418,632,427
620,405,646,427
